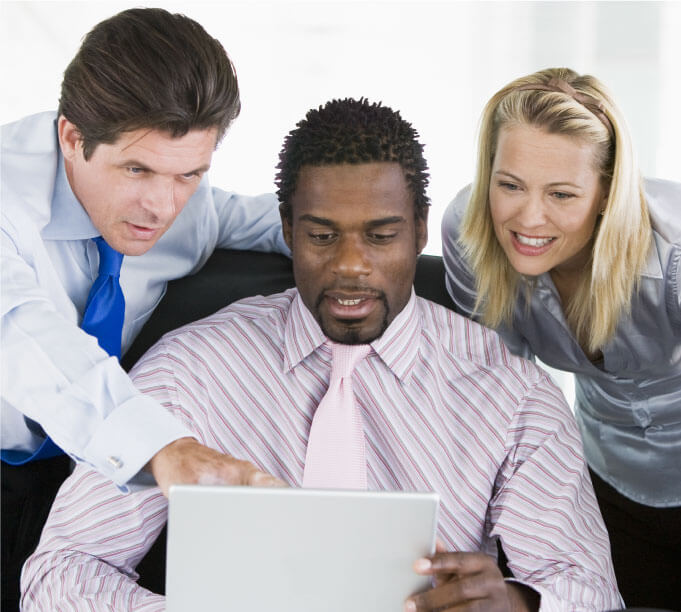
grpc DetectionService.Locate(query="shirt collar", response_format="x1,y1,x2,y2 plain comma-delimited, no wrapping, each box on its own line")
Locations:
41,142,98,240
283,288,421,384
370,288,421,383
283,292,328,371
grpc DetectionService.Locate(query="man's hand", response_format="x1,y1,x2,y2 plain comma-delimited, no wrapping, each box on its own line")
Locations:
405,548,539,612
147,437,286,497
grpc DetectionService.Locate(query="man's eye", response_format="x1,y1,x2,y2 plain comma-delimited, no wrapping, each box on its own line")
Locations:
127,167,145,175
368,233,396,243
309,232,335,243
181,171,201,180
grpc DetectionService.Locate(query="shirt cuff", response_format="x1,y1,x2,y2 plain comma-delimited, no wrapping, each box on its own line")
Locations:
81,394,195,488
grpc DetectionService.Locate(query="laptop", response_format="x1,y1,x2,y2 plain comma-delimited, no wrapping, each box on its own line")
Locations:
165,485,439,612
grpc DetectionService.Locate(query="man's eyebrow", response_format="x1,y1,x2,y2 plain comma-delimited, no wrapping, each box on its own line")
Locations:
365,216,406,229
117,160,211,175
117,160,152,170
297,215,406,228
298,214,335,226
184,163,211,175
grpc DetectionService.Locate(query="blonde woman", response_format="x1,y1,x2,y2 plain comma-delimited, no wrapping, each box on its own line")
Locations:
442,67,680,609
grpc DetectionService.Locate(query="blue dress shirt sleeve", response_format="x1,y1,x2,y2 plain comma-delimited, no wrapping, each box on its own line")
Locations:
1,219,195,488
211,188,290,255
0,111,288,490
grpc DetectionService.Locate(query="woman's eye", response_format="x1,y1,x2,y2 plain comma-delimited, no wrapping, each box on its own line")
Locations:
551,191,575,200
499,181,519,191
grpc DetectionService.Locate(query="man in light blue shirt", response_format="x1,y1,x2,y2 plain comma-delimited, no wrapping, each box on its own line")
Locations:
0,8,286,610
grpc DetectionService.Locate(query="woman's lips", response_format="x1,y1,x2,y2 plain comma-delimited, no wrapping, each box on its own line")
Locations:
510,231,556,256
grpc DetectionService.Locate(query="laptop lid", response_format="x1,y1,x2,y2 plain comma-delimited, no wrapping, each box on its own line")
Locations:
165,485,439,612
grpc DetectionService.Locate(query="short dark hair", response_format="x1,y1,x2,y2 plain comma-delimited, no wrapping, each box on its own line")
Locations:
58,8,240,159
276,98,430,222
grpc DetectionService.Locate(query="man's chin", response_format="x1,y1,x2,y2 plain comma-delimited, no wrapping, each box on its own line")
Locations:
112,235,162,257
314,294,390,345
321,320,385,345
325,329,365,345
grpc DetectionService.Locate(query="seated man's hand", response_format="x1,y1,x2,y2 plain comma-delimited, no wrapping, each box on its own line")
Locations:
405,546,539,612
147,437,286,497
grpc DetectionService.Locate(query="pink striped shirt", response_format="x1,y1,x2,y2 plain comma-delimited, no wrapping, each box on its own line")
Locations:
22,289,622,610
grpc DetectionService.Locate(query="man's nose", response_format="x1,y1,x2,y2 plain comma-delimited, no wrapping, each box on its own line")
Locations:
141,178,176,223
332,235,371,278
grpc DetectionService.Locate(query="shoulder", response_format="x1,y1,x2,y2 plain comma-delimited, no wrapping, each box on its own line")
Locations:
158,289,296,350
644,179,681,325
440,185,479,315
1,112,58,154
415,297,569,425
416,297,541,384
645,177,681,245
643,177,681,298
441,184,473,263
1,112,59,233
441,184,472,238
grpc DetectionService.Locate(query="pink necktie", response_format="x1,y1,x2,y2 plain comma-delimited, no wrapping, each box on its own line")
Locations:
303,342,371,490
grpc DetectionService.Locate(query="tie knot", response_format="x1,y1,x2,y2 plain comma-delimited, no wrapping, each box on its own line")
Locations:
94,236,124,277
329,342,371,379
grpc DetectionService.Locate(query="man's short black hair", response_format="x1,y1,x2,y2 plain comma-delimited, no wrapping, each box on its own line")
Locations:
276,98,430,221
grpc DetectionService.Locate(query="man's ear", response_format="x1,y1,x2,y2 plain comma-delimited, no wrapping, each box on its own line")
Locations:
415,209,429,255
279,203,293,251
57,116,83,162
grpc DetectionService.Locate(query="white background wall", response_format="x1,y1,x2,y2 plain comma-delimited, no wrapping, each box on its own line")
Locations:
2,0,680,403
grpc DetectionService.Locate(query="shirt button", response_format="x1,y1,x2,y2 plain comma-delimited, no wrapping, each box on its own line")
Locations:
107,456,124,469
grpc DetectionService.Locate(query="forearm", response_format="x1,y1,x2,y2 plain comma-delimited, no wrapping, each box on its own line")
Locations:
21,465,167,611
493,374,623,609
2,311,191,484
22,553,165,612
1,262,192,484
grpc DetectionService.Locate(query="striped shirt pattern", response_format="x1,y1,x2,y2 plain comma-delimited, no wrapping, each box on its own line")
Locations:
22,289,622,611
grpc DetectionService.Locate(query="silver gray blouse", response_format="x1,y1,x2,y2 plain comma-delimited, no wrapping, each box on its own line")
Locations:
442,178,681,507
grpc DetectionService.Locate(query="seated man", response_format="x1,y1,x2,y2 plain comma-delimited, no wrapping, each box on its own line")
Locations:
22,99,622,611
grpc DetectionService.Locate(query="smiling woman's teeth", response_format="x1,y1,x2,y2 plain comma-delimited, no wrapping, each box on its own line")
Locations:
337,298,362,306
514,232,554,247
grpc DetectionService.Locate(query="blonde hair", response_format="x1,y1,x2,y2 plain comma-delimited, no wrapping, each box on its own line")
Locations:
460,67,651,353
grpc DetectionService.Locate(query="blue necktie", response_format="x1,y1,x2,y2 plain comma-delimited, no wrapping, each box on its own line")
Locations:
2,237,125,465
81,237,126,359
